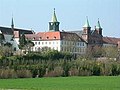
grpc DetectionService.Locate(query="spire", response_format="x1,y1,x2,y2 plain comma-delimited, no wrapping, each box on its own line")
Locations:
51,8,58,22
96,18,101,29
83,16,90,27
11,17,14,28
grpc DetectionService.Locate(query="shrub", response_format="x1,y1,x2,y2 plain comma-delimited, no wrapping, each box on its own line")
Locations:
0,69,17,79
44,67,63,77
16,69,32,78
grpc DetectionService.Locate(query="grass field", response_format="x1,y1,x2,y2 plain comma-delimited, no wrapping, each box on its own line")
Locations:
0,76,120,90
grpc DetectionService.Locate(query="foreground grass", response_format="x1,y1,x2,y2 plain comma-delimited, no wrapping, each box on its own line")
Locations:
0,76,120,90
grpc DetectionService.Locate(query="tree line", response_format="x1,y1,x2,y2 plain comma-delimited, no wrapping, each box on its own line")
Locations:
0,49,120,79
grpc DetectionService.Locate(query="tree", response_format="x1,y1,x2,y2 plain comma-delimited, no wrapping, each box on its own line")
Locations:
0,33,5,46
41,47,52,52
19,33,27,49
26,40,34,53
84,46,105,59
0,45,13,57
103,47,118,59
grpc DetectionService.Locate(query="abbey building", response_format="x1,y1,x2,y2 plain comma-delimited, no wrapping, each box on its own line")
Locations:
0,9,120,55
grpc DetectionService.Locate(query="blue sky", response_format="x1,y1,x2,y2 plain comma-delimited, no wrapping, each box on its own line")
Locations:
0,0,120,37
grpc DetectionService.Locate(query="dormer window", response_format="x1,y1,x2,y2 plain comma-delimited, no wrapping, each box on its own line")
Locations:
54,36,56,39
47,37,49,39
33,37,35,40
39,37,42,40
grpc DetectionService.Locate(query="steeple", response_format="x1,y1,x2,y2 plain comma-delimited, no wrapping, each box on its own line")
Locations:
51,8,58,22
96,18,101,29
82,17,91,42
83,16,90,28
49,8,60,31
11,17,14,28
95,18,102,35
11,17,15,36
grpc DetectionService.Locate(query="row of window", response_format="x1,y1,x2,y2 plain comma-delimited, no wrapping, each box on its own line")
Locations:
61,41,85,46
32,36,57,40
33,41,85,47
34,41,59,45
32,46,86,53
61,47,86,53
33,47,59,51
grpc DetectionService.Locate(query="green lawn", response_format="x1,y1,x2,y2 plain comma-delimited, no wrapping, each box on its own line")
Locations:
0,76,120,90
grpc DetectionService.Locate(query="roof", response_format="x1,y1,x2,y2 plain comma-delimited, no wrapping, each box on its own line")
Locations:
103,37,120,45
0,26,13,35
69,30,83,37
0,26,34,36
25,31,84,42
51,8,58,22
83,17,90,27
96,19,101,29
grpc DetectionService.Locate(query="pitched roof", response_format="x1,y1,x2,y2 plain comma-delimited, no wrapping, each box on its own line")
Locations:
103,37,120,45
0,26,34,36
25,31,84,42
0,26,13,35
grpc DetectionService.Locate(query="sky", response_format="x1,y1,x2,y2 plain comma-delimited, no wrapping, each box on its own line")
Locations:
0,0,120,37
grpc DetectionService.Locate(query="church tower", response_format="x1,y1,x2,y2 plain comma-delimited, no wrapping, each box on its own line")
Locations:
95,18,102,35
82,17,91,42
49,8,60,31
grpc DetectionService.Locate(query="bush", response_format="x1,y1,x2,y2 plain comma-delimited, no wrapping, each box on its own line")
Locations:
16,69,32,78
44,67,63,77
0,69,17,79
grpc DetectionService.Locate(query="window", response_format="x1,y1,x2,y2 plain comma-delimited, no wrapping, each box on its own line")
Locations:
45,42,47,44
38,42,40,45
42,42,44,44
79,48,81,52
49,42,51,44
47,37,49,39
80,42,81,46
39,37,42,40
64,41,66,45
61,41,63,45
54,36,56,39
82,43,84,46
33,37,35,40
35,47,37,51
35,42,37,45
61,47,63,51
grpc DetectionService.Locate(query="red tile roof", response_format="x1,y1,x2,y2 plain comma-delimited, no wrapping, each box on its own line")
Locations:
25,31,84,41
37,31,61,40
103,37,120,45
